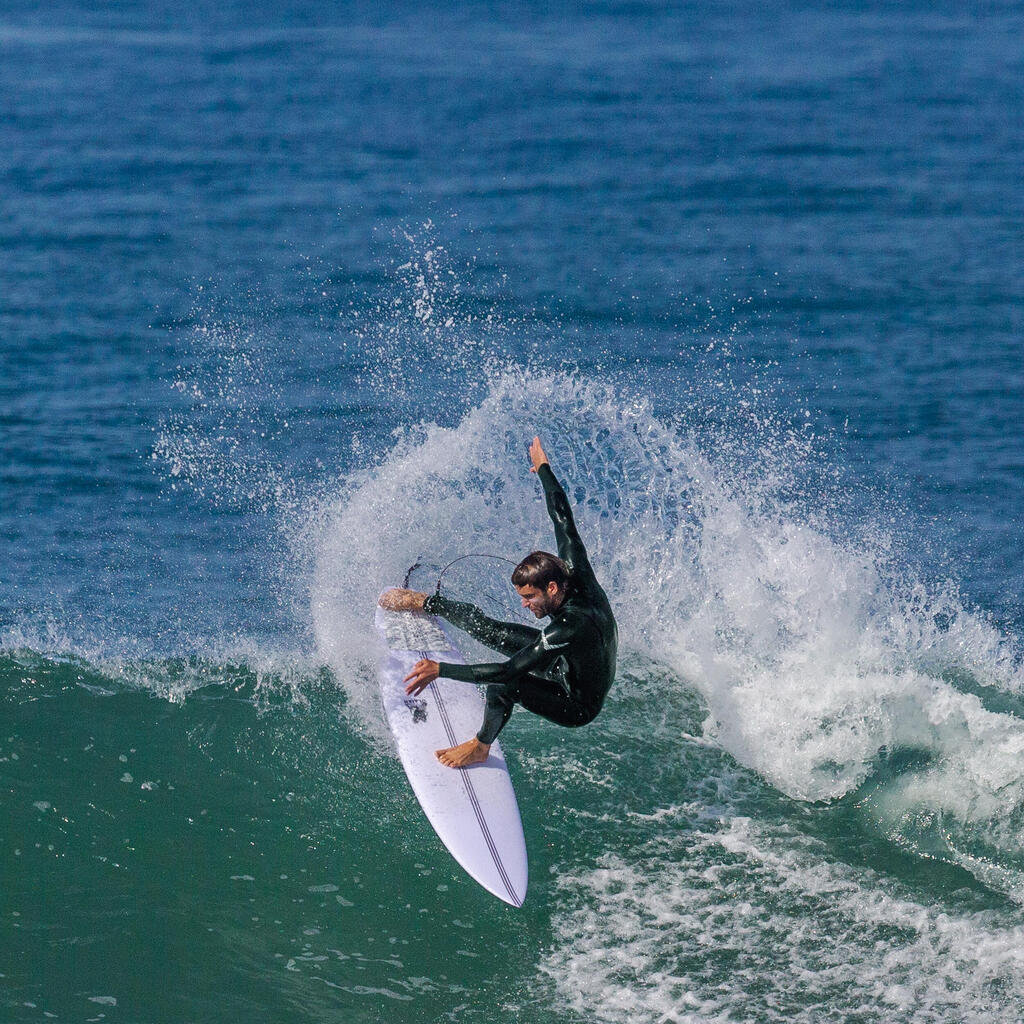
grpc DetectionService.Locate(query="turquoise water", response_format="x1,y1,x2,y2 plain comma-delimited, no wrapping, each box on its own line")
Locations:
4,2,1024,1021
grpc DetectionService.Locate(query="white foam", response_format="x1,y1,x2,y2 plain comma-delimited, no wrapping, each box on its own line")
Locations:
540,815,1024,1024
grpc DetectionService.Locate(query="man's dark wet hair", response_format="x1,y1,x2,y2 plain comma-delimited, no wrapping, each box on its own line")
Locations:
511,551,570,591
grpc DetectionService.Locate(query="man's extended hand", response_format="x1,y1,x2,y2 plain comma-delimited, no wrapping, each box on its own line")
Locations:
404,659,439,695
529,436,550,474
379,589,428,612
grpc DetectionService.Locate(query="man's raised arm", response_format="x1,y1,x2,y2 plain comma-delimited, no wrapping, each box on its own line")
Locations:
528,436,594,583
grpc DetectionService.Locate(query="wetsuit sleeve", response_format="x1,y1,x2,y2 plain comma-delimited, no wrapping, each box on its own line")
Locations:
537,462,596,586
424,593,540,658
436,616,575,686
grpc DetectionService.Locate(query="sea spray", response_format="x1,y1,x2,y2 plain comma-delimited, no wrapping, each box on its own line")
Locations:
154,317,297,514
309,367,1024,898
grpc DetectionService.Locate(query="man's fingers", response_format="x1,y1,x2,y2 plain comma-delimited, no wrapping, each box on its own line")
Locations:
403,659,435,695
528,435,548,472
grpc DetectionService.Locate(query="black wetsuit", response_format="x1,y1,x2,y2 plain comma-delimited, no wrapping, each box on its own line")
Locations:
423,463,617,744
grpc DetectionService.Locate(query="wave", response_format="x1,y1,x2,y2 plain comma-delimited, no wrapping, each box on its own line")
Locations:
11,333,1024,1022
0,639,326,708
309,366,1024,898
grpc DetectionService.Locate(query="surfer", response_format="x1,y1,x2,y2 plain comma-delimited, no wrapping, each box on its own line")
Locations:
379,436,618,768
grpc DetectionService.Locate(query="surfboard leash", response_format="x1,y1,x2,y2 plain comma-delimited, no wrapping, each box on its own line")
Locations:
402,552,518,596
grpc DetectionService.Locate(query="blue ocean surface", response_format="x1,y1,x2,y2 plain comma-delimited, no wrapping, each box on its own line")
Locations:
3,1,1024,1021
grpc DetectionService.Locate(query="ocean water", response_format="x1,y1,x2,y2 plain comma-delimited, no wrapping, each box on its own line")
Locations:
3,1,1024,1021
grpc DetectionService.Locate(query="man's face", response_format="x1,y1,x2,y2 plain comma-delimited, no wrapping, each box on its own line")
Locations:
515,581,563,618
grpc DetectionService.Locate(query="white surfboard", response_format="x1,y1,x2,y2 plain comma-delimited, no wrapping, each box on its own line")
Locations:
375,596,528,907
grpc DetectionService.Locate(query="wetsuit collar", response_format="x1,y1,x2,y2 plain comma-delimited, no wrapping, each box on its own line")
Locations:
549,580,577,619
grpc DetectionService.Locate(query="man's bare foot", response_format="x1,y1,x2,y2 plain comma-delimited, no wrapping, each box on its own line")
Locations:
379,588,427,612
436,737,490,768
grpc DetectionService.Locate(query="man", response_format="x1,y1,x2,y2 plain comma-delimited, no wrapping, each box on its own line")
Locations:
379,436,617,769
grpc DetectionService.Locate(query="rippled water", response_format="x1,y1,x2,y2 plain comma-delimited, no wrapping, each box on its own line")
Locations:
3,1,1024,1021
